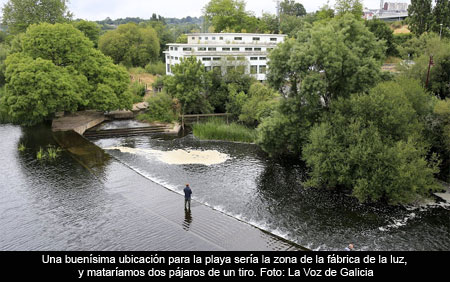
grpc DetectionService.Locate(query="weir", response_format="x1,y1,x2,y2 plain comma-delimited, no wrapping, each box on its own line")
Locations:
53,129,308,251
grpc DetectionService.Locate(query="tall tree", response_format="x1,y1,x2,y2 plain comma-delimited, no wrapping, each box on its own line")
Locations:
258,14,385,157
203,0,256,32
73,20,101,48
432,0,450,38
1,0,72,34
408,0,433,36
98,23,160,67
303,78,440,205
1,23,132,126
334,0,363,18
280,0,306,17
164,57,212,115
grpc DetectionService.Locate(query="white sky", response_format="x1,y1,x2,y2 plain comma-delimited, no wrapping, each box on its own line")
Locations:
0,0,411,21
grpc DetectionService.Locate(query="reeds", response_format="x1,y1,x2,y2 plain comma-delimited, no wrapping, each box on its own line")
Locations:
192,118,257,143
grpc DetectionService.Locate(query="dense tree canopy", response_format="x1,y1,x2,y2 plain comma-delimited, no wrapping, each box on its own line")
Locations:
164,57,212,115
303,78,440,205
404,34,450,99
1,23,131,125
258,14,385,157
280,0,306,17
1,0,72,34
73,20,101,48
203,0,260,32
334,0,363,18
99,23,160,67
408,0,433,36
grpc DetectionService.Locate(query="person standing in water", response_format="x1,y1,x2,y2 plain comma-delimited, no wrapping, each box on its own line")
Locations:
184,184,192,210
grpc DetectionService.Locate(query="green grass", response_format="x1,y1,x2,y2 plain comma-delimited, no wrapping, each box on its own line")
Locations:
192,118,257,143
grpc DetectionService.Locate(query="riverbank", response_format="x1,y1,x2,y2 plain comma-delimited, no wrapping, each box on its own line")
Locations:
21,124,306,251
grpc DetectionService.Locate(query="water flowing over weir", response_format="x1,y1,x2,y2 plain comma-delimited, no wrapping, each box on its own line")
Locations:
0,123,449,251
89,121,450,251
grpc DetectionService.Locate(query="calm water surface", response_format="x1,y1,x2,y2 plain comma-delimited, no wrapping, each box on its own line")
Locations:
1,123,449,250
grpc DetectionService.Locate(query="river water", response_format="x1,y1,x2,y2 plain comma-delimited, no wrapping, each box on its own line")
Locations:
1,123,449,251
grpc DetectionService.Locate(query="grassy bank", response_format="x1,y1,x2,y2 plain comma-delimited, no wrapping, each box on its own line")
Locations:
192,119,257,143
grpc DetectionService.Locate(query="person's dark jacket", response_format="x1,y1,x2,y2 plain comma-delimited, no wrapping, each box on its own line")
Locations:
184,186,192,199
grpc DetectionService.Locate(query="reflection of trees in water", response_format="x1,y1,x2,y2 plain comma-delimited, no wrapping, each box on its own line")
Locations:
255,158,392,230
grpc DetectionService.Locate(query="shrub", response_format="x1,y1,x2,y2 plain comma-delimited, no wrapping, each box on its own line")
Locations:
145,61,166,75
137,92,177,123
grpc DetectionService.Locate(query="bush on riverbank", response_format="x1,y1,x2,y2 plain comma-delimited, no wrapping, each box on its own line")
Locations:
193,118,257,143
136,92,178,123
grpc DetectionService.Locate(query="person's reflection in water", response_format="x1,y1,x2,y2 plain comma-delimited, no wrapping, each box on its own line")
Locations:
183,209,193,231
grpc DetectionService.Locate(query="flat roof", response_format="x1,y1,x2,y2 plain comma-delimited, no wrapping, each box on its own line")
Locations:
187,33,287,37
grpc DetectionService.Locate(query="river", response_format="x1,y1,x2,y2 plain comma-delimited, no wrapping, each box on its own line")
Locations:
1,123,449,250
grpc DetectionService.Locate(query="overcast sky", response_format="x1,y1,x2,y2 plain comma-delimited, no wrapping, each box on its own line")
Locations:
0,0,411,21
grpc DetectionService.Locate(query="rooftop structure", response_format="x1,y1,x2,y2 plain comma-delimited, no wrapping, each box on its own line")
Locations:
164,33,287,81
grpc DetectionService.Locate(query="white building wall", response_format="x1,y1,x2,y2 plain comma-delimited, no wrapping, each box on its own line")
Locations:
164,33,286,81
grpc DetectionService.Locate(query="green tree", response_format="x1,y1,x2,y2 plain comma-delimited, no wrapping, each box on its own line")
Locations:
408,0,433,36
164,57,212,115
73,20,101,48
365,19,398,57
334,0,363,18
0,43,9,85
258,14,385,157
203,0,256,32
303,78,440,205
239,82,279,126
404,35,450,99
1,0,72,34
1,23,132,125
99,23,160,67
432,99,450,181
432,0,450,38
280,0,306,17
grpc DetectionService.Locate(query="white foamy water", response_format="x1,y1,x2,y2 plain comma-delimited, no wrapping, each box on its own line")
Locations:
106,146,230,166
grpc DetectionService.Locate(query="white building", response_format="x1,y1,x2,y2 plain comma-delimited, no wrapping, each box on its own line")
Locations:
164,33,287,81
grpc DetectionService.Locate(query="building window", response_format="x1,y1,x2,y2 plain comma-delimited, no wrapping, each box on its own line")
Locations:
175,57,179,60
205,37,208,40
170,47,173,51
183,47,192,51
199,37,202,40
167,64,171,73
202,57,211,61
232,47,240,51
208,47,217,51
212,37,216,40
222,47,230,51
254,48,262,51
192,37,195,40
213,57,221,61
252,37,260,41
198,47,207,51
205,66,211,72
219,37,223,40
250,66,257,74
213,66,221,72
237,56,245,61
259,65,267,74
234,37,242,40
175,47,178,51
250,57,258,60
259,57,266,60
227,56,236,61
171,56,174,59
270,38,277,41
245,48,253,51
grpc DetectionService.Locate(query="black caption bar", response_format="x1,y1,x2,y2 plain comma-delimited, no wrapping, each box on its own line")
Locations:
1,252,448,280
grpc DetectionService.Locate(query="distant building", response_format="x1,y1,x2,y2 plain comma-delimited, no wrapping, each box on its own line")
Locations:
383,2,409,11
164,33,287,81
364,1,409,21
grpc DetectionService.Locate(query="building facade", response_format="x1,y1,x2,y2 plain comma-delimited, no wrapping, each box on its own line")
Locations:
164,33,287,81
